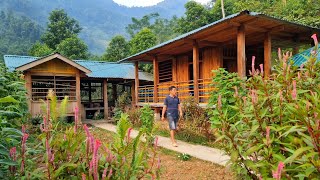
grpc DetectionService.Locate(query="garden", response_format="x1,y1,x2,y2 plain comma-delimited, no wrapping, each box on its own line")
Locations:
1,34,320,179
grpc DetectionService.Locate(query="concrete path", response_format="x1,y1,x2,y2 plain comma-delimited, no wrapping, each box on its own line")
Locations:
85,120,230,166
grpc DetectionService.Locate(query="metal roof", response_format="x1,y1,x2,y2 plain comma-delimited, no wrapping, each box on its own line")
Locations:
119,10,319,63
3,55,153,81
292,46,320,66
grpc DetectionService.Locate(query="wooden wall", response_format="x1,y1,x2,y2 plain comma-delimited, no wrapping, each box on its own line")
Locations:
176,55,189,82
202,47,223,79
29,58,78,74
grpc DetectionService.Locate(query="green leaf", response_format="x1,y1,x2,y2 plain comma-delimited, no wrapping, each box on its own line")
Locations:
245,145,262,156
53,163,77,178
0,96,19,103
284,146,313,164
0,159,18,166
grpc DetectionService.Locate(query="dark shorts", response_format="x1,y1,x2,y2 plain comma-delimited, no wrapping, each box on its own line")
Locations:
167,113,179,130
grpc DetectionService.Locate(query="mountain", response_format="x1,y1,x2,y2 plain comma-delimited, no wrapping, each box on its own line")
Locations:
0,0,188,55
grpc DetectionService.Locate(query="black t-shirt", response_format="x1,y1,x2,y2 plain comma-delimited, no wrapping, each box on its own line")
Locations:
164,95,180,117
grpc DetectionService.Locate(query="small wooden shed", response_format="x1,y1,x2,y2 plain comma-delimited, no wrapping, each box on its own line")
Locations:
4,53,153,121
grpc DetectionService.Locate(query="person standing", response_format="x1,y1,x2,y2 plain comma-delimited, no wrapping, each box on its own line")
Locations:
161,86,183,147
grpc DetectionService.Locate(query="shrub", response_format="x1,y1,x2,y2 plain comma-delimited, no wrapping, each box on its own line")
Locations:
181,96,212,138
127,106,141,126
209,35,320,179
113,92,131,120
139,105,155,145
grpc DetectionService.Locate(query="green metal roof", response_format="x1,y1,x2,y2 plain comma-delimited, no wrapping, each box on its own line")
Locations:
119,10,319,63
3,55,153,81
292,46,320,66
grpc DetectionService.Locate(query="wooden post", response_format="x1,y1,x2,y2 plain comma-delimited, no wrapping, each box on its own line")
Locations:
103,79,109,119
76,71,81,121
134,61,139,105
131,81,135,106
193,40,199,102
24,72,32,115
153,56,159,103
264,32,272,77
237,25,246,77
172,57,177,82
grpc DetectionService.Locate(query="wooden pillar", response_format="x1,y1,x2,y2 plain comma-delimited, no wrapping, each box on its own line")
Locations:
131,81,135,106
172,57,177,82
103,80,108,119
237,25,246,77
153,56,159,103
76,71,81,121
193,40,199,102
134,61,139,105
24,72,32,115
264,32,272,77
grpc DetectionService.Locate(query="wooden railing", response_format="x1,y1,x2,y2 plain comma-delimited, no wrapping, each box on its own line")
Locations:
138,79,214,104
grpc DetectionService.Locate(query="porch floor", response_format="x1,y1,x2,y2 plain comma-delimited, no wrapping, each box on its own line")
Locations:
137,103,213,108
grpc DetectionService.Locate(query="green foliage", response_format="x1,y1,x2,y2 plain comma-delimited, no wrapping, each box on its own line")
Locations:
0,64,27,178
129,28,157,55
113,91,132,120
0,11,42,61
209,45,320,178
139,105,154,136
127,107,141,126
102,35,130,62
41,9,82,49
178,153,191,161
175,1,213,34
56,35,88,59
126,13,160,38
28,41,54,57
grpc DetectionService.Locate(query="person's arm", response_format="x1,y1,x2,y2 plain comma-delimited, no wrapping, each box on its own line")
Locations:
161,105,167,121
178,104,183,119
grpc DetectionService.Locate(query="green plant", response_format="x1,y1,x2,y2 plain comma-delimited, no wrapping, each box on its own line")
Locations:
139,105,156,146
209,35,320,179
113,92,131,120
178,153,191,161
127,106,141,126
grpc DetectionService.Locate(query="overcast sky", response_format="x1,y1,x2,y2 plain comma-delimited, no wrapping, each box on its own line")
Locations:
113,0,211,7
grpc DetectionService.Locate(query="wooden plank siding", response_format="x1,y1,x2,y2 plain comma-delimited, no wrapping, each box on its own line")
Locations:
202,47,223,79
28,58,79,74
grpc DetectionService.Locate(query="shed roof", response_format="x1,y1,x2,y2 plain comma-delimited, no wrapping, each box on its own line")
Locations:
292,46,320,66
3,54,153,81
119,10,320,63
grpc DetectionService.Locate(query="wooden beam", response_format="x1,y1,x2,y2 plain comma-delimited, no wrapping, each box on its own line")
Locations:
112,84,117,105
76,70,81,121
172,57,177,82
24,72,32,115
131,81,136,106
237,25,246,77
103,79,108,119
153,56,159,103
193,40,200,102
264,32,272,77
134,61,139,105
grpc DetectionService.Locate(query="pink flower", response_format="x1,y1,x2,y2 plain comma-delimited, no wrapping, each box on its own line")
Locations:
22,125,26,134
10,147,17,161
300,64,304,70
102,168,108,180
92,140,101,180
89,160,93,177
278,48,282,60
157,157,161,169
50,152,55,163
107,169,113,179
260,64,264,76
127,128,133,142
298,72,301,80
251,56,256,75
63,134,67,141
83,124,90,137
74,106,79,133
82,173,86,180
311,34,318,46
217,94,222,110
272,162,285,180
251,89,258,104
266,126,270,146
154,136,159,149
279,90,283,102
242,96,247,105
292,80,297,100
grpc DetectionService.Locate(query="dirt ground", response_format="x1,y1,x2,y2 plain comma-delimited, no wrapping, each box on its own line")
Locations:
90,125,234,180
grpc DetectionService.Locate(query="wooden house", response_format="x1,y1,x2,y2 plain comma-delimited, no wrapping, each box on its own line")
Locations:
4,53,152,121
120,11,320,112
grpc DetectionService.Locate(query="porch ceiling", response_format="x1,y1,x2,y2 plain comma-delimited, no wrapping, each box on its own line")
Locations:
120,10,319,63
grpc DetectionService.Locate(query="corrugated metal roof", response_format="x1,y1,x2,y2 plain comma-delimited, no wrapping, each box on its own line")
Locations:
3,55,153,81
119,10,319,63
292,46,320,66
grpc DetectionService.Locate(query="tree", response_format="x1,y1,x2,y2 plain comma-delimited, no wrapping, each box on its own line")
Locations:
29,42,54,57
126,13,159,37
175,1,213,33
129,28,156,73
102,35,130,62
129,28,156,55
56,35,88,59
41,9,82,49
